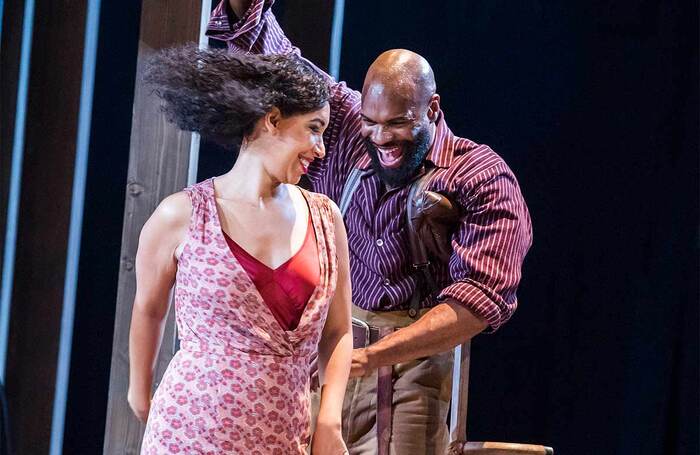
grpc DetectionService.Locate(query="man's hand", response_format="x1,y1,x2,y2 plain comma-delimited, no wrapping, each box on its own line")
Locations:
228,0,252,18
315,348,371,381
349,302,488,375
349,347,376,378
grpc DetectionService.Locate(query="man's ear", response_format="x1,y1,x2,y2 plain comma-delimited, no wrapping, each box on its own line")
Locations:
427,94,441,122
263,107,283,133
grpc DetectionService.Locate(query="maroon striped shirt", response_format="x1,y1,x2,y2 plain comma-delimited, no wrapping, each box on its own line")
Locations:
207,0,532,330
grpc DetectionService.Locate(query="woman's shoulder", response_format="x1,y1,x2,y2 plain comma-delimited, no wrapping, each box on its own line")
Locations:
184,178,213,196
296,186,343,228
151,191,192,229
297,187,339,212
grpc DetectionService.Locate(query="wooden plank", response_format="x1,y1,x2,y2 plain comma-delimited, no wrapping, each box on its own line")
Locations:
102,2,202,454
452,441,554,455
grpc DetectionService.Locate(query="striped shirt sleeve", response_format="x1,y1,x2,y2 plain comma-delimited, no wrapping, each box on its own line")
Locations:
437,163,533,331
206,0,296,55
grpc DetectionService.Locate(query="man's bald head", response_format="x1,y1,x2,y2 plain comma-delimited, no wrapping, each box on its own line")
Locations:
363,49,436,108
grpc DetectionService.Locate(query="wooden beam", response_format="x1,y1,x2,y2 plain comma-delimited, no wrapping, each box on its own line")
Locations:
102,1,203,454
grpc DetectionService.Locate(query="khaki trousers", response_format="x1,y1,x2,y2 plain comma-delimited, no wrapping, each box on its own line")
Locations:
312,306,454,455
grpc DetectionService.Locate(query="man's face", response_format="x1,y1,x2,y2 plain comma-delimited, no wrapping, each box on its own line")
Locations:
360,83,434,187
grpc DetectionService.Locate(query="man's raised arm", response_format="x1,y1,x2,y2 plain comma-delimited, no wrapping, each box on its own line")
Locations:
207,0,366,201
207,0,297,56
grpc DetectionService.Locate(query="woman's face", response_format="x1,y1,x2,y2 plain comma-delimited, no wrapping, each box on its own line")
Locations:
263,103,330,185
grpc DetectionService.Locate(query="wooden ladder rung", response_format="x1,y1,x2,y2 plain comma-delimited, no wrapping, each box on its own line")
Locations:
448,441,554,455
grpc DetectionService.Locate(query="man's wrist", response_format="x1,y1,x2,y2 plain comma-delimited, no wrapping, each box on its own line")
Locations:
364,345,382,370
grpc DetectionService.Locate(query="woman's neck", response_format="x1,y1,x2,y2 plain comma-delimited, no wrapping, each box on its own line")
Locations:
215,149,284,206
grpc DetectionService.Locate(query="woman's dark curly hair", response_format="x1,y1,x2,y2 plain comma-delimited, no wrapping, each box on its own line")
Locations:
144,45,330,147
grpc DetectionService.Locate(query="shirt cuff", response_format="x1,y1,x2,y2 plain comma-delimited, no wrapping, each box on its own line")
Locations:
436,279,515,332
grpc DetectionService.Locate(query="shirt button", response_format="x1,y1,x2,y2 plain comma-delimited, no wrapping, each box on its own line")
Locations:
376,238,384,247
383,278,391,286
215,20,222,25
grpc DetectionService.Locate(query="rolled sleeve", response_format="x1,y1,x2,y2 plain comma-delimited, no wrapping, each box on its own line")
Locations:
438,279,512,332
438,163,533,332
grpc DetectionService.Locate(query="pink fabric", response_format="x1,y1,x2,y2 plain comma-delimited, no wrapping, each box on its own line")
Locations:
223,215,319,331
141,178,337,454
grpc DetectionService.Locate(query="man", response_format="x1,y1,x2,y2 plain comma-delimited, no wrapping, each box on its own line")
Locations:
207,1,533,453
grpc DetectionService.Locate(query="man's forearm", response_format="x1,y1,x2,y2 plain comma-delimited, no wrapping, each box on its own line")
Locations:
366,299,488,369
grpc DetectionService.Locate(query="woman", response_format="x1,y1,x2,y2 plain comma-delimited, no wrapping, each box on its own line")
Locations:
127,46,352,454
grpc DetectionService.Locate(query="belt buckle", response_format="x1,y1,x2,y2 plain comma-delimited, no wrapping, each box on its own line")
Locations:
351,317,370,348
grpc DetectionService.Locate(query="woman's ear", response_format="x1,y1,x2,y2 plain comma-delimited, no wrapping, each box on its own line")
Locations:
263,107,282,134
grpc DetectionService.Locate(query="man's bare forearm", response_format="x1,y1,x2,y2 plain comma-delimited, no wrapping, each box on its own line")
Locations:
365,299,488,370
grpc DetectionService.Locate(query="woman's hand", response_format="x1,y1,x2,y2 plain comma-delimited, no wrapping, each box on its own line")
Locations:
127,386,151,423
311,420,348,455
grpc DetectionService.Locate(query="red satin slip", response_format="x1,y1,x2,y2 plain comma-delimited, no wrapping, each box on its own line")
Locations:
223,215,319,331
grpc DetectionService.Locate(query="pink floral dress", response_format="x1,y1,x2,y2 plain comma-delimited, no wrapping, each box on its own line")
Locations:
141,179,337,454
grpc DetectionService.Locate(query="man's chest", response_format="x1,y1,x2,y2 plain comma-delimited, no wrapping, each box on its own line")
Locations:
346,176,409,236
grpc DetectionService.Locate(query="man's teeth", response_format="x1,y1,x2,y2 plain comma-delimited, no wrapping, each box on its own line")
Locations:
378,146,401,157
299,157,311,168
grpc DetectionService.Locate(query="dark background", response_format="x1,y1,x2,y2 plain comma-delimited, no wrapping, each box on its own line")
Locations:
64,1,698,454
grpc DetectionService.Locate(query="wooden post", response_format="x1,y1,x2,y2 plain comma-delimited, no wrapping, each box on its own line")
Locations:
450,340,472,441
102,2,203,453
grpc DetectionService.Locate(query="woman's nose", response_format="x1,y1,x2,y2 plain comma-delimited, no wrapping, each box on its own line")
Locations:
313,140,325,159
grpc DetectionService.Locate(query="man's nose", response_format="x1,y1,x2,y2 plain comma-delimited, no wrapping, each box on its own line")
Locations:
370,125,392,145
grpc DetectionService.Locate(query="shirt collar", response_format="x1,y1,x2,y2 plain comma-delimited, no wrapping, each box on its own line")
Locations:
357,112,455,171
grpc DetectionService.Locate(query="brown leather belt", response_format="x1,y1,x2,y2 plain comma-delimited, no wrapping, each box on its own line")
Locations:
350,318,394,454
369,326,389,344
375,327,393,455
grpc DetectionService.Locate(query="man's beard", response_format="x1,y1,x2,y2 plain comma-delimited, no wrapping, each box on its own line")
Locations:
364,127,432,188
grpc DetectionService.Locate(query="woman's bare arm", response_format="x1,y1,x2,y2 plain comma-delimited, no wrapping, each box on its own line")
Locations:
127,192,190,421
316,201,353,427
